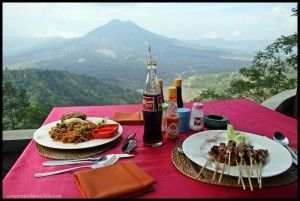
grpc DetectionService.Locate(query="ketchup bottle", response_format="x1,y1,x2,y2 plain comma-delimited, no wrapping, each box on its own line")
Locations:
166,86,179,140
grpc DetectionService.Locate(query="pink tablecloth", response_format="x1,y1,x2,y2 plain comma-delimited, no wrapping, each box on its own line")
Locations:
3,99,298,199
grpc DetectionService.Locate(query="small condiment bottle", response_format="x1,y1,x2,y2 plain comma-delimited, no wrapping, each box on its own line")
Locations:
158,79,165,103
161,103,168,133
175,77,183,108
166,86,179,140
189,102,204,131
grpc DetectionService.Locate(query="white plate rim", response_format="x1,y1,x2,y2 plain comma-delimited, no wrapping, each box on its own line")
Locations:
182,130,293,178
33,117,123,149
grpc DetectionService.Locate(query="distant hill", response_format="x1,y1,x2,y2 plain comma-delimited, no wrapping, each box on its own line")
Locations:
3,36,65,57
182,38,273,53
2,69,141,106
3,19,251,88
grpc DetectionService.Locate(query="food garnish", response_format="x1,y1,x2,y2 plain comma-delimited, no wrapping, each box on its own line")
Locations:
49,113,117,143
91,124,119,139
227,124,250,145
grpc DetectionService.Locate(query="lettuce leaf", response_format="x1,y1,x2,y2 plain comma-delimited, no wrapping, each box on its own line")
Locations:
226,124,250,144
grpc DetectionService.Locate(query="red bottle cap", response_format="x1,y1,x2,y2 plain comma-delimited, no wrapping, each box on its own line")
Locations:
193,102,203,109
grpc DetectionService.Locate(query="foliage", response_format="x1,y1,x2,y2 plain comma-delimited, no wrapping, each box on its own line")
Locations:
193,33,297,103
21,104,53,129
3,69,141,130
3,81,30,129
193,8,298,103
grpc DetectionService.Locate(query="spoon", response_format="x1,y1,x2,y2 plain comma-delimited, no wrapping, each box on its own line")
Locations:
36,154,119,177
273,131,298,163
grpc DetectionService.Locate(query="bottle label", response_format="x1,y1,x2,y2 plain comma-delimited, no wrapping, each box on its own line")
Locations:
157,95,162,111
143,95,162,112
194,117,203,126
143,96,154,111
167,122,179,138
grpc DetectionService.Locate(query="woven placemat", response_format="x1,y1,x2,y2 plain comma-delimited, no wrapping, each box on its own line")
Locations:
36,138,121,159
171,148,297,189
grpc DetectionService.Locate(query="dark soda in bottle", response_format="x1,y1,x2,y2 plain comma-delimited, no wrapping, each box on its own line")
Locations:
142,44,163,147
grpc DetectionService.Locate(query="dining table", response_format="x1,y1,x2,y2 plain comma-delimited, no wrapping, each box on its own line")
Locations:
2,98,298,199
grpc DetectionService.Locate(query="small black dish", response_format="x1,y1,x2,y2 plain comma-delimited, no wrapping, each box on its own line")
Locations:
204,114,229,129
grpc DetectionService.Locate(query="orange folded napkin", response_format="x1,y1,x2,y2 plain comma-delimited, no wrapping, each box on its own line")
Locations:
112,112,144,125
74,161,156,198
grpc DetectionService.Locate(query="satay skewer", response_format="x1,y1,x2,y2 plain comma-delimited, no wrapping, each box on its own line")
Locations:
259,161,262,189
236,160,246,190
238,155,243,184
250,157,254,176
257,149,268,189
218,155,228,183
243,160,253,191
227,152,231,174
212,155,221,181
225,140,236,175
237,143,247,185
198,156,212,177
251,157,260,185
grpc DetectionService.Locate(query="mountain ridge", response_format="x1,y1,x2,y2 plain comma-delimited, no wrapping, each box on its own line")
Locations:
3,19,253,88
3,68,141,106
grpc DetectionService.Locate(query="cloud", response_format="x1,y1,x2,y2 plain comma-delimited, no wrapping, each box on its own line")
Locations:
33,30,82,38
3,3,298,40
203,31,218,39
232,30,241,38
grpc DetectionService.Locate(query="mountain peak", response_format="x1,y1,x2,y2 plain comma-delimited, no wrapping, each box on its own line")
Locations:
106,19,124,24
85,19,145,38
103,19,140,28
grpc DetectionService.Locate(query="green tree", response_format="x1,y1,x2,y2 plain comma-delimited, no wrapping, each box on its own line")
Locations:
3,81,30,129
22,104,52,129
3,81,53,130
193,8,297,103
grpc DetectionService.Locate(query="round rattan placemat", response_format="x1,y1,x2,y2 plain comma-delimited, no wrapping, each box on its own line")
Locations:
171,148,297,189
36,138,121,159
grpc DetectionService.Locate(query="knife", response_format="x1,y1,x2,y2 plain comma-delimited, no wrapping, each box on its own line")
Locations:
43,154,133,166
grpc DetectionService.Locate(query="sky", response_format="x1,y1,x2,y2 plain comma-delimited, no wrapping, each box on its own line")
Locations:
3,2,298,41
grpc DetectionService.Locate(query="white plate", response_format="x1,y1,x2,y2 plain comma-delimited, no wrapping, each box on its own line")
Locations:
182,130,293,178
33,117,123,149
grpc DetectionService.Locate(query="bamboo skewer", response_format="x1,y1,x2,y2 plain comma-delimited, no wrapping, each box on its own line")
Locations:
197,156,212,177
238,155,243,184
218,156,228,183
259,161,262,189
252,158,260,185
236,160,246,190
243,160,253,191
250,157,254,176
212,155,221,181
227,152,231,175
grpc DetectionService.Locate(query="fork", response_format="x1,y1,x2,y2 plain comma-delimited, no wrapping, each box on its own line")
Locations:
35,155,119,178
43,154,133,166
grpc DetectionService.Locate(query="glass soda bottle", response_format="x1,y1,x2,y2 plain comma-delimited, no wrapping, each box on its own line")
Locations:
158,79,165,103
142,44,163,147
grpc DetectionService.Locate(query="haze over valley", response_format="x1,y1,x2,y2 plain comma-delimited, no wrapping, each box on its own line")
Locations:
4,19,268,96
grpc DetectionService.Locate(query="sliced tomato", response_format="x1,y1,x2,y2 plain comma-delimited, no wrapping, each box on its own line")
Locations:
92,129,115,139
92,124,119,139
98,124,119,130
